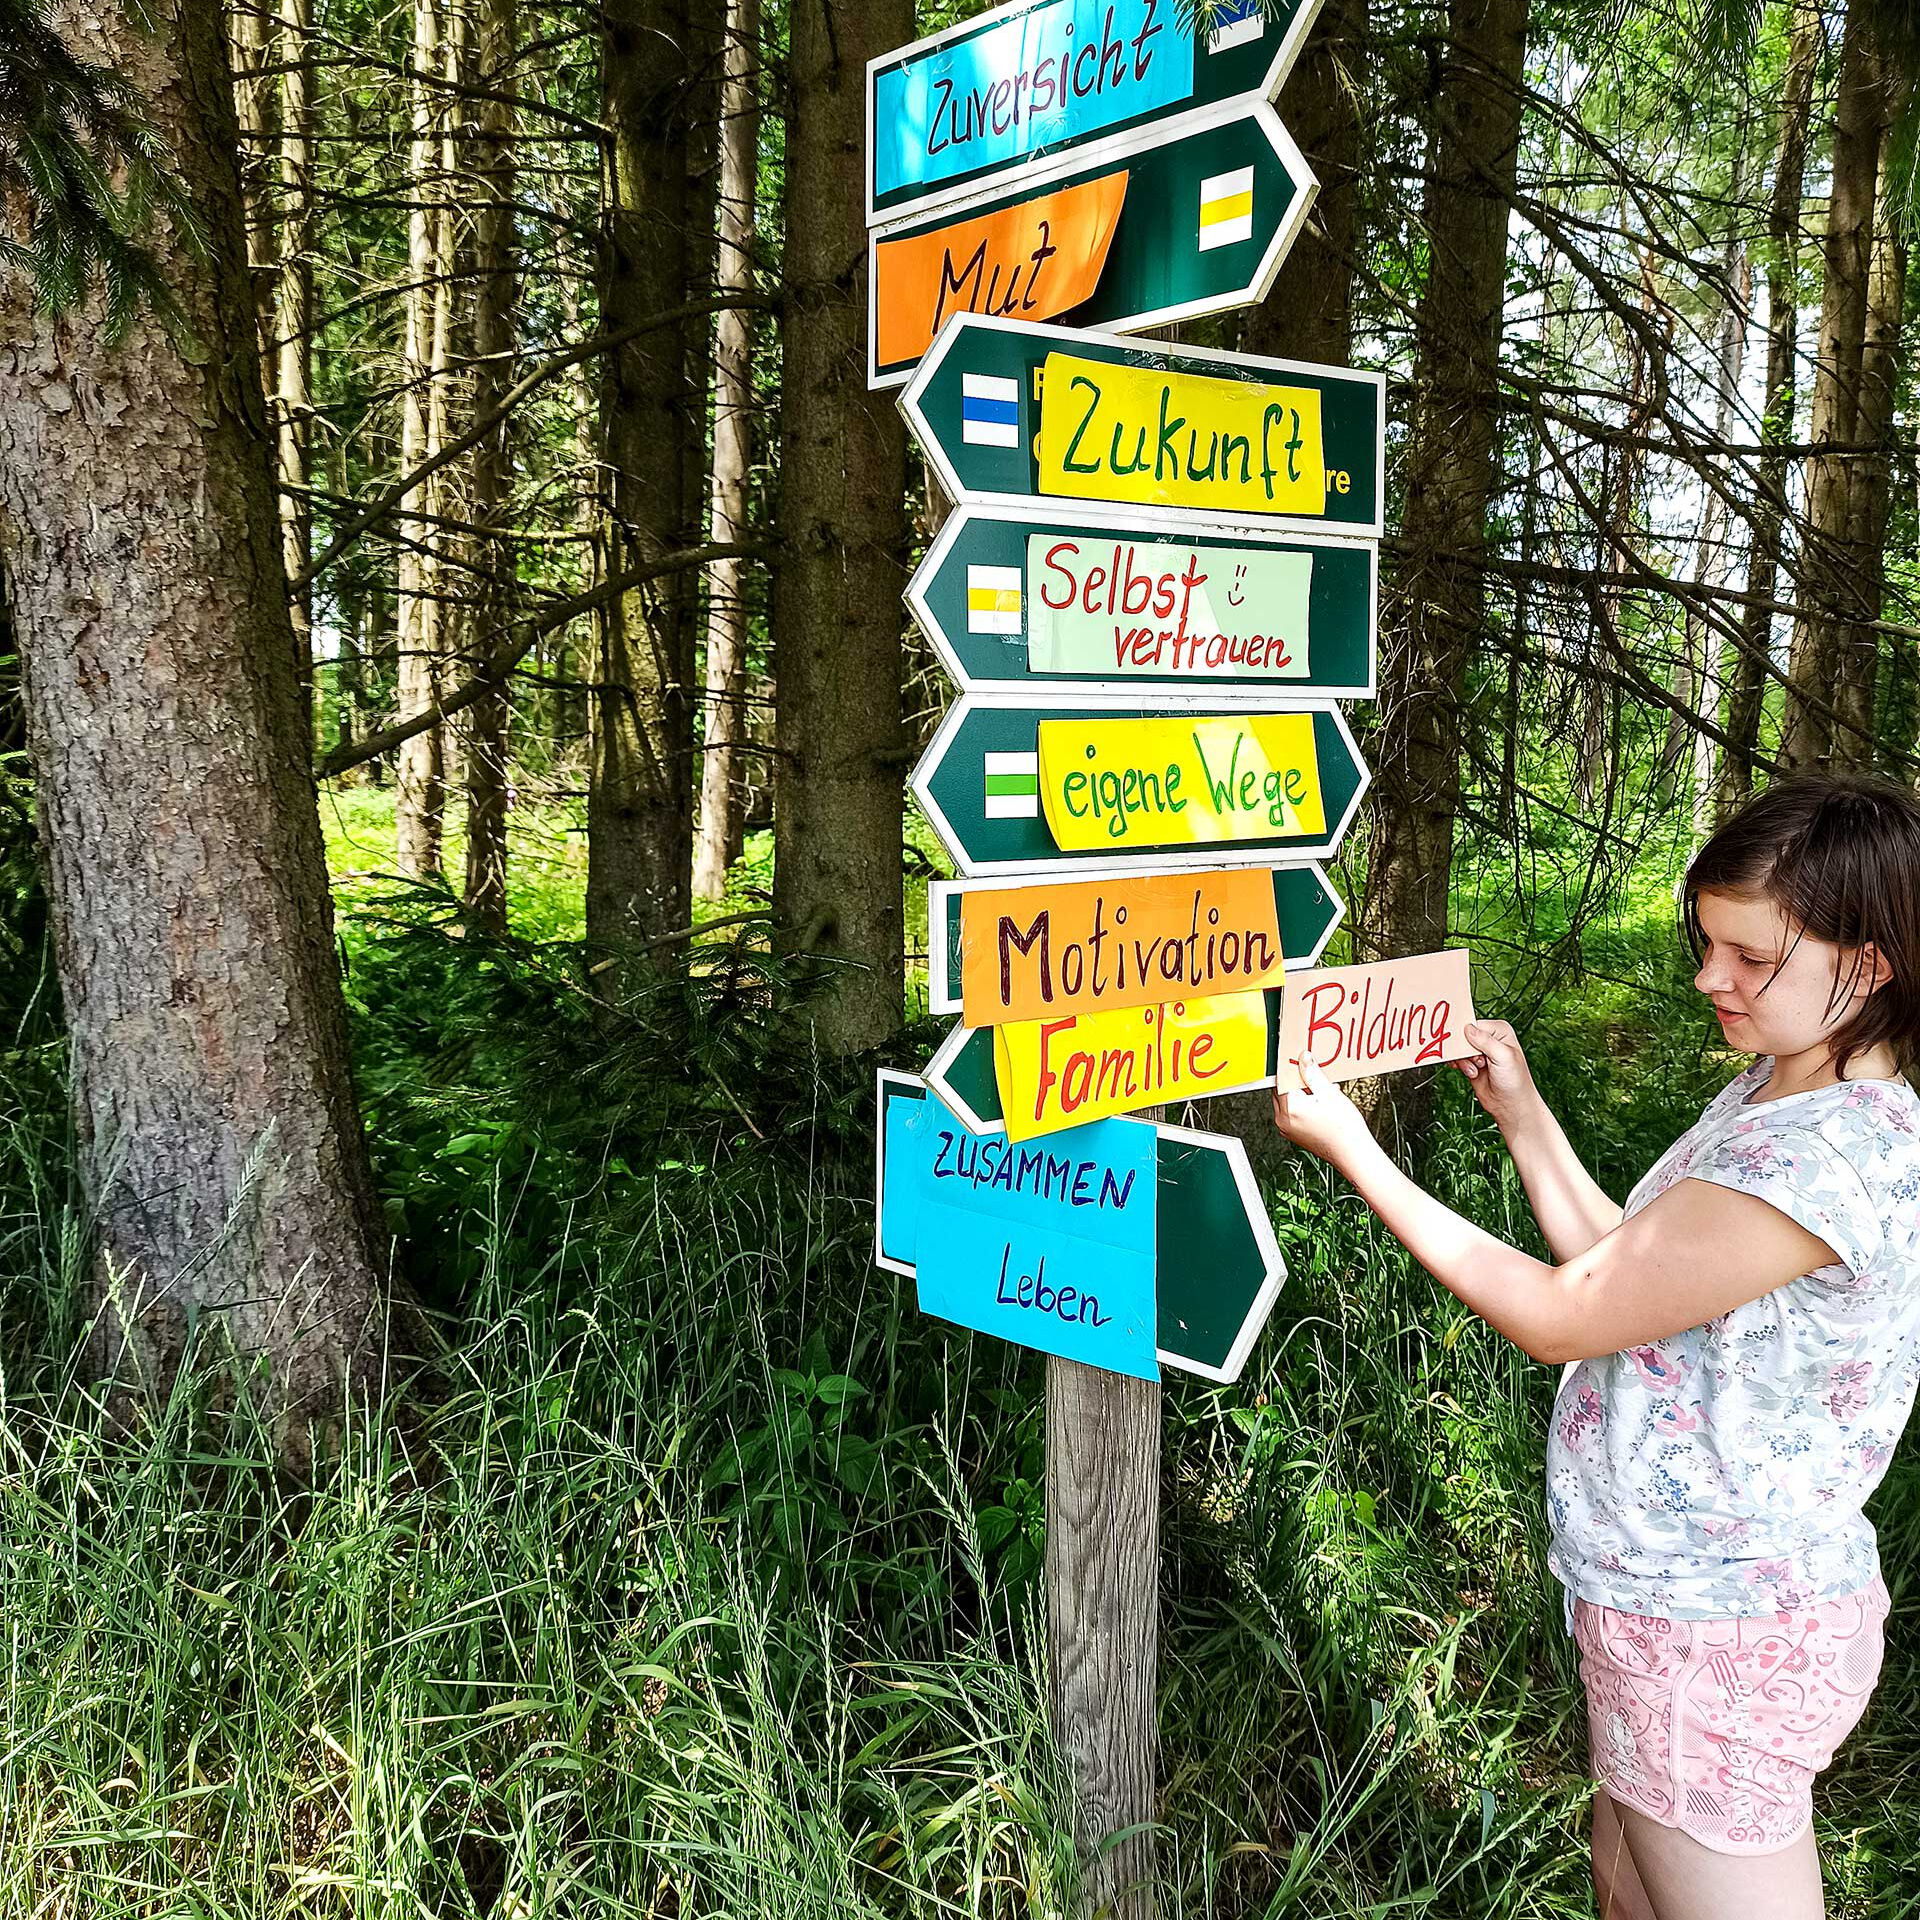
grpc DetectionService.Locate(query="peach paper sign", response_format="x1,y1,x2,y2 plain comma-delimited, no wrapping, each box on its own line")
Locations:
1274,949,1476,1093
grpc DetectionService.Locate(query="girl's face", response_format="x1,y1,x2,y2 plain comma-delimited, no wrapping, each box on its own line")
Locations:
1692,888,1881,1060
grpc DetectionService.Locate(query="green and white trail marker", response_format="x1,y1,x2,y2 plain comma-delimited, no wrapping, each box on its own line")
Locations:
900,313,1386,538
910,693,1371,877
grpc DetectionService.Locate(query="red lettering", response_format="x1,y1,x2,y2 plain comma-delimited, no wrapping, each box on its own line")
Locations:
1039,540,1080,611
1416,997,1453,1063
1034,1016,1076,1121
1302,980,1348,1064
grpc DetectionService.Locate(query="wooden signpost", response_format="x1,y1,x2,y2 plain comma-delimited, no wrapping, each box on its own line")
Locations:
860,8,1432,1910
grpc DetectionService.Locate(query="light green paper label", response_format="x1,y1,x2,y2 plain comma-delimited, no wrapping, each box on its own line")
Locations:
1024,533,1313,680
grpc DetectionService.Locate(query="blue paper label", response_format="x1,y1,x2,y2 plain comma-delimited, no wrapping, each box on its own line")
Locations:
877,1082,1159,1380
873,0,1194,203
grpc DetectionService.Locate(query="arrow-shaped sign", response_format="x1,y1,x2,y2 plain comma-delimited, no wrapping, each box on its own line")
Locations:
869,101,1316,387
909,502,1376,699
867,0,1323,225
876,1070,1286,1382
911,694,1369,878
899,313,1385,538
927,860,1343,1015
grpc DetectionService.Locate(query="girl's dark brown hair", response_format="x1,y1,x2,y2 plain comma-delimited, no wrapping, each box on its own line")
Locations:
1683,771,1920,1077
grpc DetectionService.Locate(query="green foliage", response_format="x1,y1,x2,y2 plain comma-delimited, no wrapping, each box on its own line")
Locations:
4,846,1920,1914
0,0,199,340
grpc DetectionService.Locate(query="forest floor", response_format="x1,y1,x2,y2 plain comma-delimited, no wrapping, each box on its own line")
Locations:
0,789,1915,1916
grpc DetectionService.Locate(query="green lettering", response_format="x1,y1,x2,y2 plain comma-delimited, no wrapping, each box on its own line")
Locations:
1061,375,1103,473
1155,386,1186,480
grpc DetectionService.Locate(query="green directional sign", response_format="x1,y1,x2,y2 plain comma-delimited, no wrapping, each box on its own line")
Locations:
876,1069,1286,1382
867,0,1323,225
910,503,1375,697
926,860,1343,1014
869,103,1315,387
911,695,1369,877
901,314,1384,536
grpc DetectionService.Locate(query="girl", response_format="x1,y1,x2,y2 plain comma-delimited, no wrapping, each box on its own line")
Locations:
1273,773,1920,1920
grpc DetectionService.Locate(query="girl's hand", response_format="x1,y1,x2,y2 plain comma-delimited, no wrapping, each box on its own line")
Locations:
1453,1018,1540,1128
1272,1053,1378,1171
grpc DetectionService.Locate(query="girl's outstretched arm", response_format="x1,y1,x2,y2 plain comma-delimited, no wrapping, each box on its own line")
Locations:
1454,1019,1622,1258
1274,1056,1838,1364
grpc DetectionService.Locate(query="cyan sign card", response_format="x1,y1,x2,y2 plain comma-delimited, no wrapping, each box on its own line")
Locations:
871,0,1193,206
875,1074,1159,1379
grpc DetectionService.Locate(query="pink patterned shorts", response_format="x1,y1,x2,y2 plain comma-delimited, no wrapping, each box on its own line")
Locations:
1572,1576,1890,1855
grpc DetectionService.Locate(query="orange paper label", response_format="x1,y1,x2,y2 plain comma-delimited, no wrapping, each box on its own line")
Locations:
874,173,1128,370
959,868,1285,1025
1273,950,1477,1092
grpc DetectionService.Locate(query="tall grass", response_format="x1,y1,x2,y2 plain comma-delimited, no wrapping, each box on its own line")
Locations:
0,840,1917,1913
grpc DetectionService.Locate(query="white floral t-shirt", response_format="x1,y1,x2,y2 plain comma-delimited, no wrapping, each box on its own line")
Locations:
1547,1059,1920,1619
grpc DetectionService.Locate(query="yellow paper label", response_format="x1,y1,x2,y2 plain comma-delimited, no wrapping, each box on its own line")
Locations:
1035,351,1328,517
1038,712,1326,852
994,990,1270,1141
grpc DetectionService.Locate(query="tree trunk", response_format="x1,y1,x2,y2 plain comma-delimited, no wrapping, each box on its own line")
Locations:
395,0,450,876
1583,242,1661,811
461,0,519,932
1683,247,1751,839
1239,0,1366,369
275,0,315,723
1355,0,1530,1144
772,0,912,1053
1847,100,1908,765
588,0,706,965
230,0,278,349
1718,0,1818,818
1781,5,1894,771
693,0,760,906
0,0,426,1458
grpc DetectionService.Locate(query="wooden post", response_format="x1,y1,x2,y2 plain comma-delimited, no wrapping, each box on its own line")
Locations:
1046,1354,1161,1917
